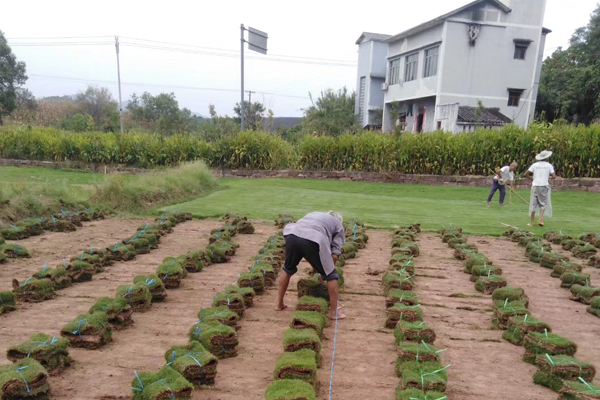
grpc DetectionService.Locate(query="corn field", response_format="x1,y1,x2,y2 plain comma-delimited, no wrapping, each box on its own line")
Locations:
0,124,599,177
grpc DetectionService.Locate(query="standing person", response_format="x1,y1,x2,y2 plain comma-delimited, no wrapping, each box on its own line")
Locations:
487,162,518,207
276,211,346,320
524,150,556,227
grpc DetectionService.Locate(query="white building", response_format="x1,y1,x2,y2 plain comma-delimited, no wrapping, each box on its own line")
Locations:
354,0,550,133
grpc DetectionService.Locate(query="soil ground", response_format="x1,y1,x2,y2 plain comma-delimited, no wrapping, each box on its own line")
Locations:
1,220,599,399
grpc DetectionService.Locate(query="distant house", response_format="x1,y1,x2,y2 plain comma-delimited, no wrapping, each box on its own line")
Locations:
355,0,550,133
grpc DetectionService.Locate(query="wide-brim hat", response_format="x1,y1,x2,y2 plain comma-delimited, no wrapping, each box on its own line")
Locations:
536,150,553,161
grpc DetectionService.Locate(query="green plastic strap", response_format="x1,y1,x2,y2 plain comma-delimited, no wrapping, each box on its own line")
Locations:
578,377,600,394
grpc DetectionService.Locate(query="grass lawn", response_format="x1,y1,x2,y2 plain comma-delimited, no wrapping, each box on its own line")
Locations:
164,178,600,236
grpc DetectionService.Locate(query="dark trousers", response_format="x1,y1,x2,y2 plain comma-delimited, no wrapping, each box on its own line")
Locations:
487,181,506,204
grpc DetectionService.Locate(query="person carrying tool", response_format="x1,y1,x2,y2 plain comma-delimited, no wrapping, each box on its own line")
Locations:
524,150,556,227
487,162,518,207
275,211,346,320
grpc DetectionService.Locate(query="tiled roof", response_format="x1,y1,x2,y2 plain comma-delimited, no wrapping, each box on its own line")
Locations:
457,106,513,125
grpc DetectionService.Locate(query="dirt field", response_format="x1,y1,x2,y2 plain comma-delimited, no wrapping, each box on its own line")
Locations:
1,220,598,399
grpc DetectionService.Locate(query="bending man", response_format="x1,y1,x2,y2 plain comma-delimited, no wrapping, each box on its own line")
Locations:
524,150,556,227
487,162,518,207
276,211,346,320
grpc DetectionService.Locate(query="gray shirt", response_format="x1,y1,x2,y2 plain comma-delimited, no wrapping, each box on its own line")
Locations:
283,212,345,275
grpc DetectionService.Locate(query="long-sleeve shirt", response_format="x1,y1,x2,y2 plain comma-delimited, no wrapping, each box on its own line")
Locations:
283,212,345,275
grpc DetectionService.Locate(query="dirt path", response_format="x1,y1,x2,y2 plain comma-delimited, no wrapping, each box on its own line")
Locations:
43,221,276,400
414,234,553,400
0,218,147,288
317,230,397,400
478,236,600,385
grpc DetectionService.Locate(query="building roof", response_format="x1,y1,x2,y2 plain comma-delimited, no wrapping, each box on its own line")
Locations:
385,0,512,43
457,106,513,125
355,32,393,45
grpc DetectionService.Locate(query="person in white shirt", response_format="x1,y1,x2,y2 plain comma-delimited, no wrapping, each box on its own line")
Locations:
524,150,557,227
487,162,518,207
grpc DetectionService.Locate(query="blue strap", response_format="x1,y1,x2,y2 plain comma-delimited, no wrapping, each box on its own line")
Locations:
15,366,31,393
132,371,144,392
72,319,86,338
328,298,340,400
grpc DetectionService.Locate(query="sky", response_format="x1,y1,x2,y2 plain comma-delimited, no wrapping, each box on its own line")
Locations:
1,0,598,118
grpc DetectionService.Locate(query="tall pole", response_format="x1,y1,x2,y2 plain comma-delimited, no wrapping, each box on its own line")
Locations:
115,36,124,134
240,24,245,131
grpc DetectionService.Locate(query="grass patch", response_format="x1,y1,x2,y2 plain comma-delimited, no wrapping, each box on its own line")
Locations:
165,178,600,235
273,349,318,387
265,379,316,400
131,366,193,400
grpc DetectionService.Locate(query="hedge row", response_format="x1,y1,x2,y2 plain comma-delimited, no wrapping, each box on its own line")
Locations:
1,124,599,178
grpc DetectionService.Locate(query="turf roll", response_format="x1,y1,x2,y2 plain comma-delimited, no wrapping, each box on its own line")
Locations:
0,358,50,399
533,371,567,392
492,300,530,330
529,247,548,263
131,366,193,400
296,296,329,315
7,333,71,374
133,274,168,302
502,315,551,346
470,264,503,282
237,271,266,294
523,331,577,364
0,243,30,258
587,296,600,317
198,306,240,330
526,241,551,256
561,272,591,289
108,242,136,261
273,349,318,387
559,380,600,399
164,342,218,386
190,321,238,359
34,265,72,290
383,271,414,293
570,285,600,304
180,250,211,273
250,263,277,286
385,289,419,308
297,276,329,301
213,292,246,316
454,245,478,259
156,259,187,289
386,304,423,328
463,254,492,274
61,312,112,349
475,275,508,294
0,291,16,314
289,311,327,338
563,239,588,251
224,285,255,308
89,297,133,330
394,321,436,344
553,261,583,278
589,256,600,268
396,341,441,363
541,252,571,269
398,361,448,392
492,287,529,307
535,354,596,382
116,283,152,312
11,278,55,303
573,244,598,259
392,242,420,257
64,260,96,282
283,328,321,354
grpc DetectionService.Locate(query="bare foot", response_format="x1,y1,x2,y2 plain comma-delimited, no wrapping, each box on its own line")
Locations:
275,305,288,311
538,221,545,227
337,303,345,310
527,223,534,227
329,312,347,320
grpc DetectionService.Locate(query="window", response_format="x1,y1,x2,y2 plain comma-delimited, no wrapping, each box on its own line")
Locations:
508,89,525,107
358,77,366,124
404,53,418,82
514,39,532,60
389,58,401,85
423,46,439,78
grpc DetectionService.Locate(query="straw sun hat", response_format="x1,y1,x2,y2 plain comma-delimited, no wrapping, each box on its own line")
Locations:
535,150,553,161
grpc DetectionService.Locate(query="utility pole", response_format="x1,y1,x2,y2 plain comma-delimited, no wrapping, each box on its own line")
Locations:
115,36,124,134
246,90,255,103
240,24,245,131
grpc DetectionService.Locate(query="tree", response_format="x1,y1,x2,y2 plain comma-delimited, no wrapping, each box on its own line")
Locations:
75,86,119,131
0,31,28,125
127,92,197,134
233,101,266,131
536,4,600,124
301,87,357,136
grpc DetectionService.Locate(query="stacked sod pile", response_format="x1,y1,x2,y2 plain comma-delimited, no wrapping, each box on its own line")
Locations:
275,213,296,229
7,333,72,374
0,358,51,399
505,227,599,319
392,224,449,398
0,208,108,241
495,227,600,395
0,242,30,260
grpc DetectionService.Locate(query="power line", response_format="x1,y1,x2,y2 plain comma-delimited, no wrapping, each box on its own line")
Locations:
27,73,309,99
7,35,113,40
